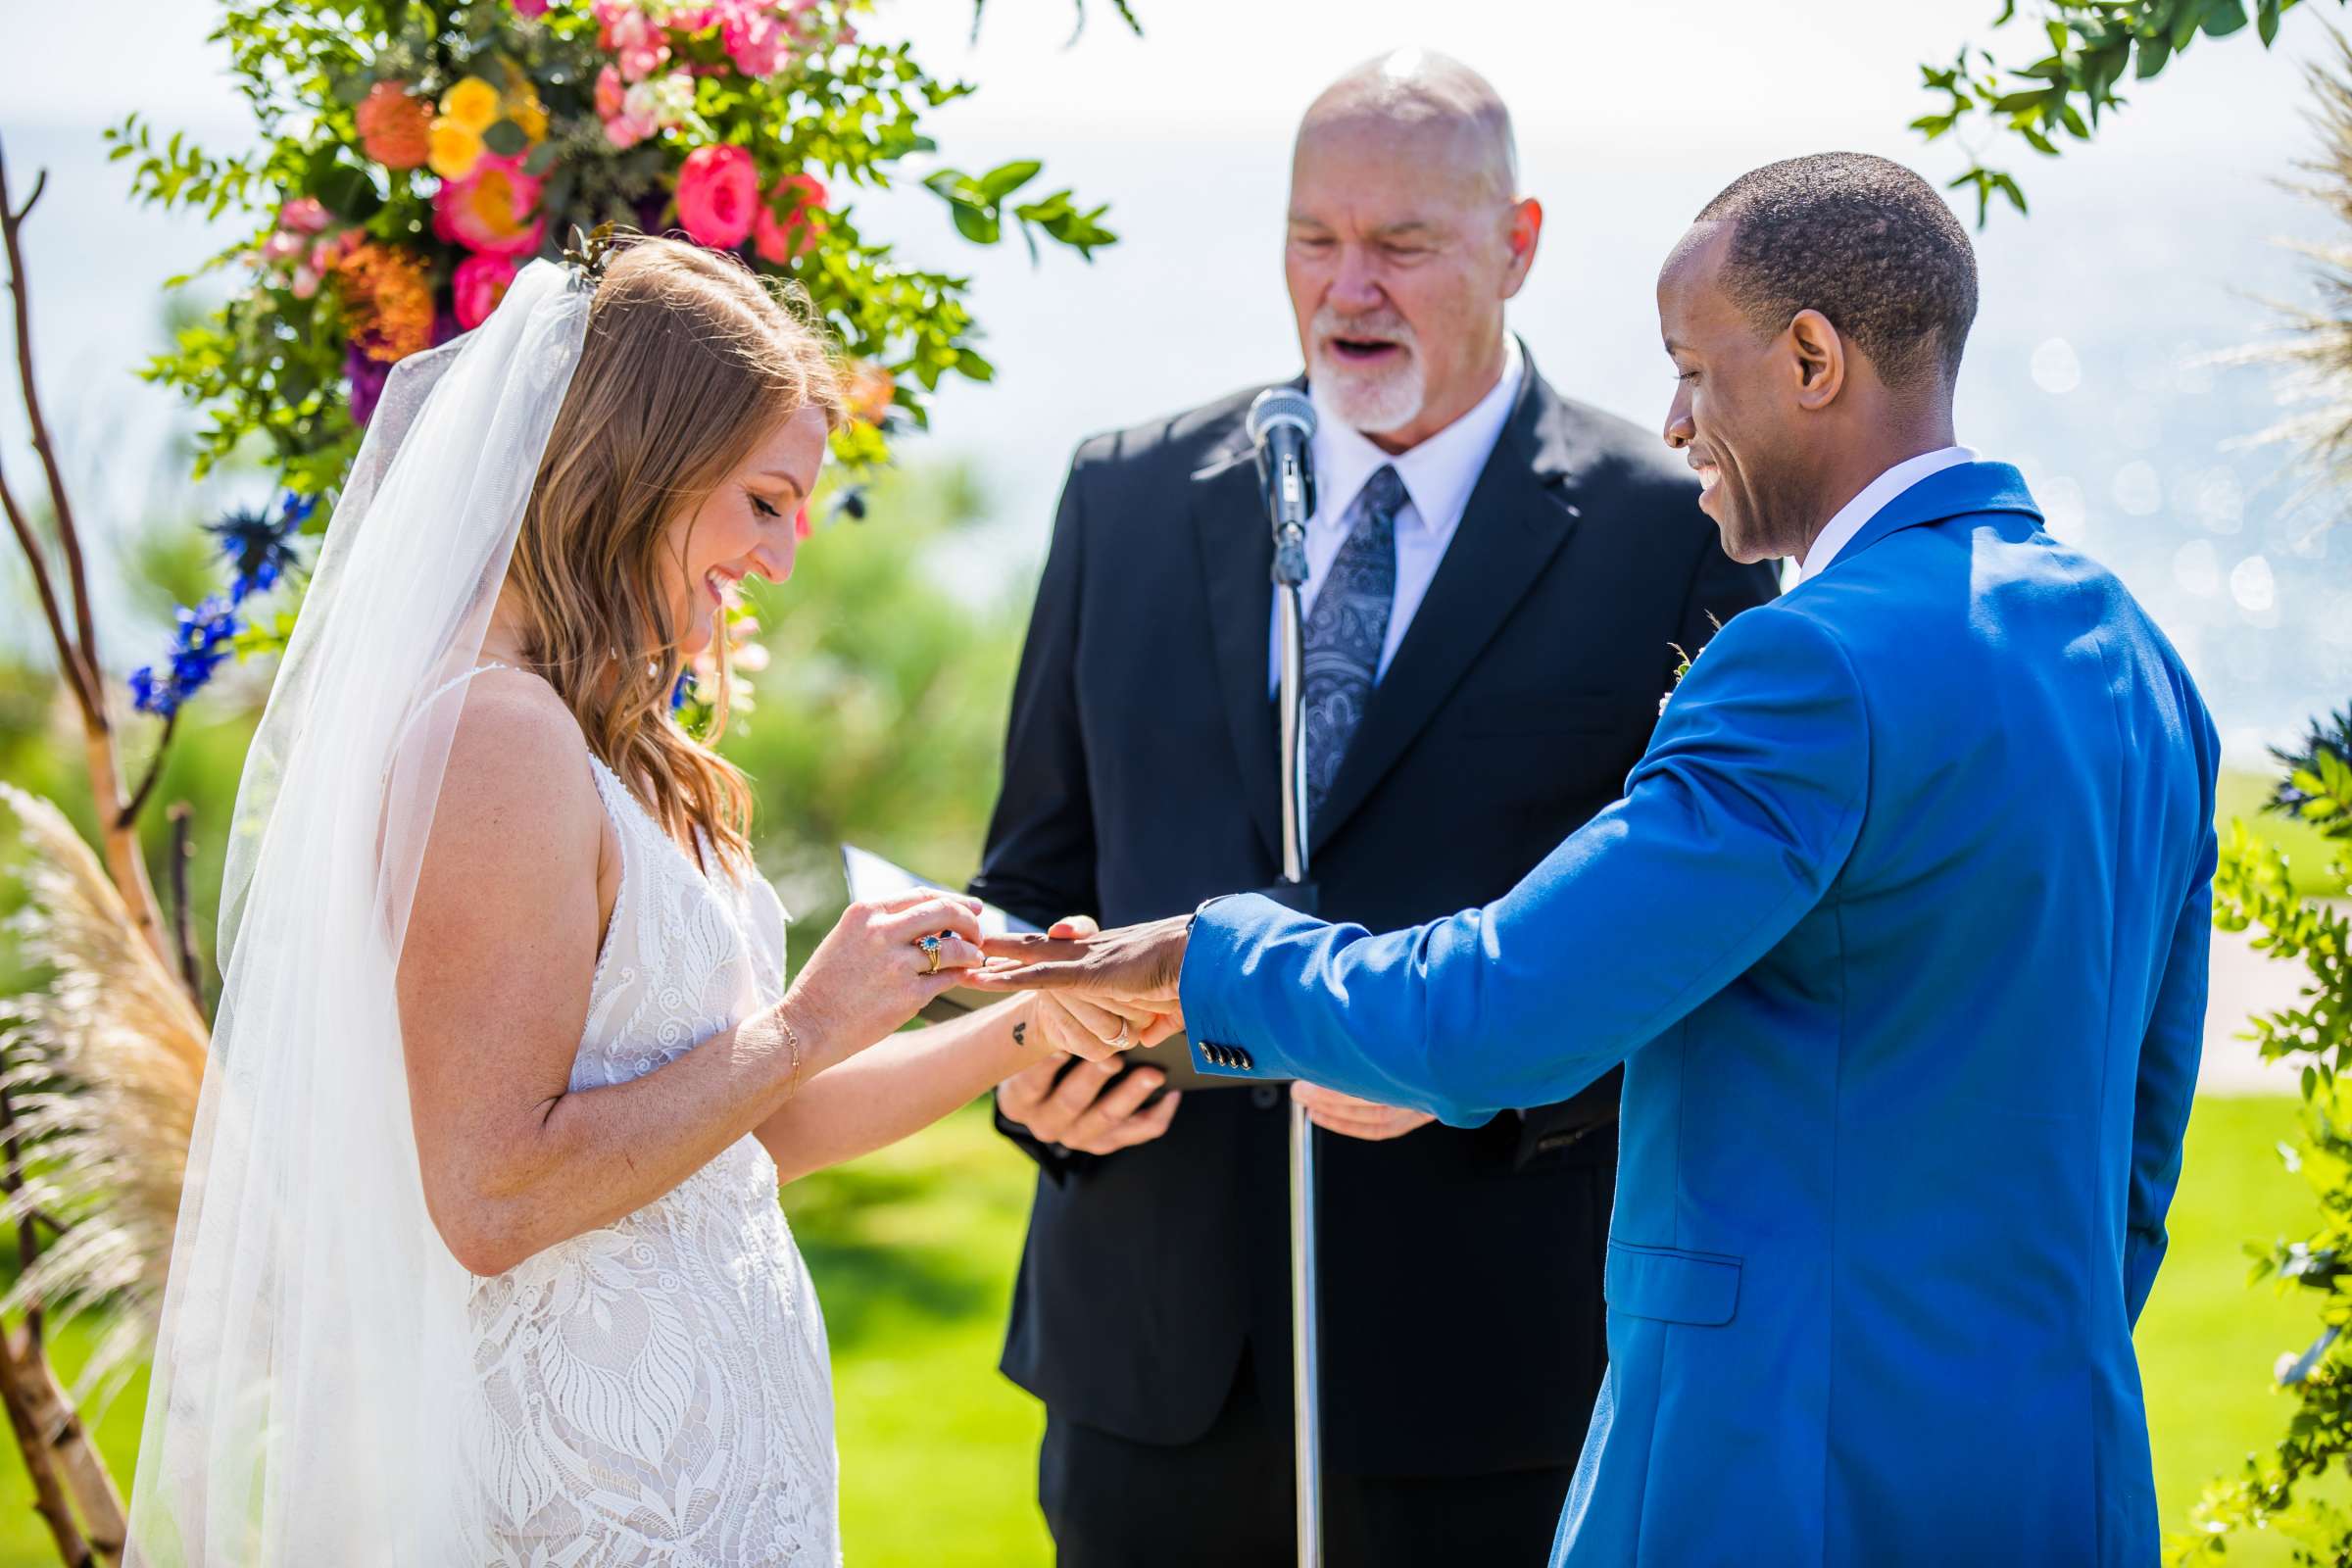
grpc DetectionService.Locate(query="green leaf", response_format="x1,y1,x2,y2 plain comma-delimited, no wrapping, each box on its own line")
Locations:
976,159,1042,202
2171,1,2207,51
311,158,383,222
2137,31,2175,78
482,118,528,158
954,347,996,382
2259,0,2283,44
2202,0,2249,38
948,199,999,245
1910,113,1958,138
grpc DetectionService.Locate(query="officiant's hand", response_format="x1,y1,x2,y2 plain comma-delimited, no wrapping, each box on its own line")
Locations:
1292,1083,1437,1142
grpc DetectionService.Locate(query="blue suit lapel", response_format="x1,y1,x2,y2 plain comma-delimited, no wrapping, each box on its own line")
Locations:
1825,461,2043,575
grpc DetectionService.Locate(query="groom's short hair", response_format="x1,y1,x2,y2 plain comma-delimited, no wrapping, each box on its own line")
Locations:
1695,153,1978,397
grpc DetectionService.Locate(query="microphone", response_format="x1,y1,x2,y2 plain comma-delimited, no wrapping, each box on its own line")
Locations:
1247,387,1317,590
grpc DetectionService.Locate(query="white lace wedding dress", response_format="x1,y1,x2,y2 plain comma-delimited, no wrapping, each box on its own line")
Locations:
460,685,840,1565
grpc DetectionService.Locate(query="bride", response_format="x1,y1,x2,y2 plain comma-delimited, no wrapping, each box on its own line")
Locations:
124,237,1157,1565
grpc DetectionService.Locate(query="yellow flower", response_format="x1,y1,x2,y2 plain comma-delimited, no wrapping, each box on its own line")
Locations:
440,76,501,133
427,120,484,181
499,63,549,144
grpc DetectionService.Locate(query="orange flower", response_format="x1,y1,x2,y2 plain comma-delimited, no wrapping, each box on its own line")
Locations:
329,240,435,364
356,81,433,172
846,359,896,426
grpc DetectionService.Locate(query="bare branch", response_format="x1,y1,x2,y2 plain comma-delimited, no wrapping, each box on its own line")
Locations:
0,458,96,724
166,803,204,1009
0,138,103,708
116,710,177,834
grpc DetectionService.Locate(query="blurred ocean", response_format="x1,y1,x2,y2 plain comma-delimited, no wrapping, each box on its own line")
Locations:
4,0,2349,761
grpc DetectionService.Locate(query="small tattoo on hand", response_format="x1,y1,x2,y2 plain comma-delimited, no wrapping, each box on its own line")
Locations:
1012,1021,1028,1048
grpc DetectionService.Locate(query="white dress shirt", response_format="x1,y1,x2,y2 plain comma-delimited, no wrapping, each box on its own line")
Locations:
1267,333,1527,691
1795,444,1976,583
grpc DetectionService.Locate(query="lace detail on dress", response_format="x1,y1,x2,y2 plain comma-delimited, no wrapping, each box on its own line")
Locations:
460,742,833,1566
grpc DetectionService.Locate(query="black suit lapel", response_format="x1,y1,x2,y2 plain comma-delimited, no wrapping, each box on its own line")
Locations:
1191,433,1284,867
1308,368,1586,858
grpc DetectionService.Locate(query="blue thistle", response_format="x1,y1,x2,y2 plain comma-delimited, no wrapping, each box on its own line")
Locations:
671,670,695,712
205,492,310,605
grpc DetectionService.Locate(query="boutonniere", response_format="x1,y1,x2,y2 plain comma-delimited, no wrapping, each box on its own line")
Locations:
1658,614,1726,717
1660,645,1694,716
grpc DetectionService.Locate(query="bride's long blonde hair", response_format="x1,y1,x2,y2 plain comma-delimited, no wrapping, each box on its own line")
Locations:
506,234,844,866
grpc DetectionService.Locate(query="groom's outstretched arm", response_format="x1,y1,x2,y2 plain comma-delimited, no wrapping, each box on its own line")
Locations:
1178,604,1871,1126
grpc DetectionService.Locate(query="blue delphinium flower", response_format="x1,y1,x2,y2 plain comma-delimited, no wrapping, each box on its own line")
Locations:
129,595,243,719
130,492,309,718
671,670,694,711
205,492,312,605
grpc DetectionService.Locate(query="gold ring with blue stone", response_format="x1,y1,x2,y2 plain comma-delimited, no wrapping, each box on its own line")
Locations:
919,934,943,975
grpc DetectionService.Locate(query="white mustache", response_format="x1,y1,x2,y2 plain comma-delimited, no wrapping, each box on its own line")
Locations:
1312,307,1417,354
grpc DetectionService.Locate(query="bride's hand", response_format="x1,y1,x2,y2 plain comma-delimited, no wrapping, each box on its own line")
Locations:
782,891,986,1055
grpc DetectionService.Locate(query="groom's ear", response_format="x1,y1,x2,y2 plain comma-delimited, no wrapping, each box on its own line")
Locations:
1785,308,1846,413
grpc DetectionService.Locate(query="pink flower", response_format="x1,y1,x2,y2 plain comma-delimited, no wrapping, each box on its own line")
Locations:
676,144,760,249
511,0,549,14
751,172,826,264
431,153,545,258
722,5,790,76
278,196,331,233
262,228,306,265
619,40,671,81
452,252,519,329
290,266,319,300
594,64,652,148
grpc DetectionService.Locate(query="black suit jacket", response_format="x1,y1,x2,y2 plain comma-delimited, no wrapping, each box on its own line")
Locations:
971,354,1779,1477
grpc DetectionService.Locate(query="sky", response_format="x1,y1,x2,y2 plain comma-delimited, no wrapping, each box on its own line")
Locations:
4,0,2350,759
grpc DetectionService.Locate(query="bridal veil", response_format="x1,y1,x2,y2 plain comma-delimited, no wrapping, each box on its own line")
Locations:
126,259,592,1565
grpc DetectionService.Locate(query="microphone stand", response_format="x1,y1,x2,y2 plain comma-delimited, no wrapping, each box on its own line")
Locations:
1270,474,1322,1568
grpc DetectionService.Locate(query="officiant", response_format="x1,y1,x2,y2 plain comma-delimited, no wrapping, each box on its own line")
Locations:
969,50,1777,1566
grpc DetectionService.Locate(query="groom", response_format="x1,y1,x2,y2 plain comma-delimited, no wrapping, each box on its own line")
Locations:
979,152,2220,1565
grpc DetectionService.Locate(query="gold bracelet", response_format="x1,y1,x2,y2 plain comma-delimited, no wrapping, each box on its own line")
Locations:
776,1006,806,1103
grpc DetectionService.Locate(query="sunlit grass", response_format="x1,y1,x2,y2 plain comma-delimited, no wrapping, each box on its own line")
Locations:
0,1095,2331,1565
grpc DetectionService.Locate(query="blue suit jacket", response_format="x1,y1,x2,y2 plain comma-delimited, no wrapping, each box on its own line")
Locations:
1179,463,2219,1565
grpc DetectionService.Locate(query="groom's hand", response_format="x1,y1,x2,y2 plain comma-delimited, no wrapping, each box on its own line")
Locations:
973,914,1191,1061
995,913,1184,1155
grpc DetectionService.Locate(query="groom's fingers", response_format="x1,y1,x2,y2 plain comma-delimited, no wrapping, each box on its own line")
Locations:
976,933,1088,965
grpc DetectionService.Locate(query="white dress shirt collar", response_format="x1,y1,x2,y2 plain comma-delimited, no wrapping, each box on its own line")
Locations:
1796,444,1976,582
1308,331,1525,538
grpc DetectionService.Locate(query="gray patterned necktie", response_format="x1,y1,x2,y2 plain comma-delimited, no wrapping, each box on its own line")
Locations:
1301,464,1406,822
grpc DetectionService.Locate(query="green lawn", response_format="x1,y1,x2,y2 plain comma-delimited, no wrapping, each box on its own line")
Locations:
0,1095,2328,1565
2220,768,2347,899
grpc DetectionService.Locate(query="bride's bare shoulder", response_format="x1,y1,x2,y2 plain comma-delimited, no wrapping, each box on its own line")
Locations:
430,668,601,854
